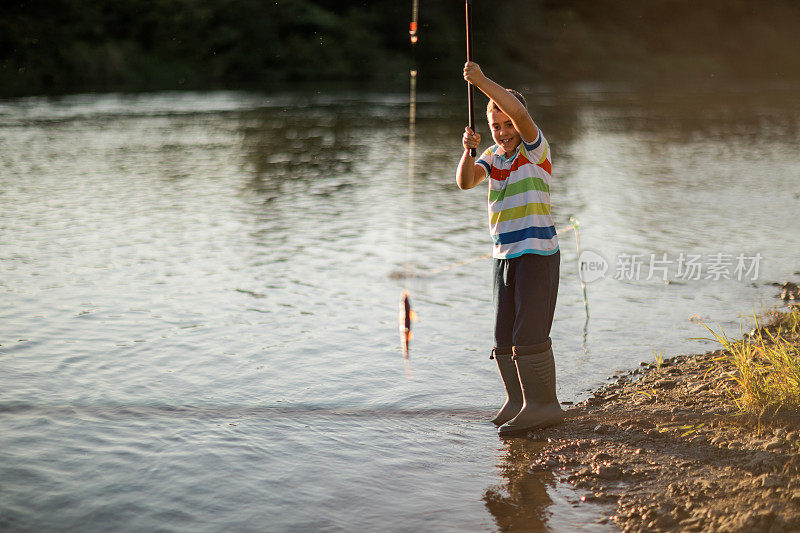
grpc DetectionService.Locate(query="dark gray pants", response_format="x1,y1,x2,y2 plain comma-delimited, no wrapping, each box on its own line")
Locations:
493,251,560,349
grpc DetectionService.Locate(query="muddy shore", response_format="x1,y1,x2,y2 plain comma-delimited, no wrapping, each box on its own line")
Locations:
519,303,800,532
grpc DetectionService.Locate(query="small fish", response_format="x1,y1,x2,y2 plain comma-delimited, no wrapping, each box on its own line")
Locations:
399,290,418,358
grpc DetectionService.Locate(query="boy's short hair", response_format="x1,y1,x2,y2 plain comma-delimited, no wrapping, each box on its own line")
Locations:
487,89,527,115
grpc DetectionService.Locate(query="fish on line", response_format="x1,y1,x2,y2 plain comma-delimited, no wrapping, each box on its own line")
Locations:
399,290,418,358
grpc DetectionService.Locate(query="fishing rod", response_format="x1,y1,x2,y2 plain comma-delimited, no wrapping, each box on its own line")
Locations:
465,0,476,158
461,0,590,336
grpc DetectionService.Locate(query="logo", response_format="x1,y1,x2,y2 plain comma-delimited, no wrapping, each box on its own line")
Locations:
578,250,608,283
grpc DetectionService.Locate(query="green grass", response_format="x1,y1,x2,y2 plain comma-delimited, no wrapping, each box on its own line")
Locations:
700,307,800,417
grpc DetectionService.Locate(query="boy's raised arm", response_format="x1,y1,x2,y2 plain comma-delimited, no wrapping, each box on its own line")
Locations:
456,126,487,190
463,62,539,143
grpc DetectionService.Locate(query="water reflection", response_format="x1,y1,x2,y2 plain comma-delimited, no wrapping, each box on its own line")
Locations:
241,108,355,185
484,438,553,532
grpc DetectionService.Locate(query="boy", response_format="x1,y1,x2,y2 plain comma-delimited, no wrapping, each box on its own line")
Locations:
457,61,563,437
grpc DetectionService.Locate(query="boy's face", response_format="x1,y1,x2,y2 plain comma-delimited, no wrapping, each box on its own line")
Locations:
487,108,521,157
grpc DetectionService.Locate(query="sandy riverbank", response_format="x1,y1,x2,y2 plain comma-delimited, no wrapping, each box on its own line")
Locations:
519,300,800,532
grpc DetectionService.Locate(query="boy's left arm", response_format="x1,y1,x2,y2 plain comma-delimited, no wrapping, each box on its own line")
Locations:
463,62,539,143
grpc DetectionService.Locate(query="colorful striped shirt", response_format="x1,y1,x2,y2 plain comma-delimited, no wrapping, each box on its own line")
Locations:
476,127,558,259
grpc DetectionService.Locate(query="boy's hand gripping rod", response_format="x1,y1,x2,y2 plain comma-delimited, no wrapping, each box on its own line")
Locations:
465,0,476,157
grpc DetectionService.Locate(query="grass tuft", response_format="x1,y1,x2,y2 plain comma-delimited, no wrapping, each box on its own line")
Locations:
700,307,800,417
654,349,664,372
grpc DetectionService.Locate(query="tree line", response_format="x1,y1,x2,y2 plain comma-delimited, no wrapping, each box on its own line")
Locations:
3,0,800,96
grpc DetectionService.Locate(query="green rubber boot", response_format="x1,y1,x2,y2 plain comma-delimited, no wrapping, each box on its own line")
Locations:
490,346,522,426
498,339,564,437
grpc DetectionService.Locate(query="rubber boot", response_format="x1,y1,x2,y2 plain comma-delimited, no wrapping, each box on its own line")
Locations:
490,346,522,426
498,339,564,437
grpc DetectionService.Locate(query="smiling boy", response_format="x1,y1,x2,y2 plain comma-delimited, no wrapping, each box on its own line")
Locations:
456,61,563,437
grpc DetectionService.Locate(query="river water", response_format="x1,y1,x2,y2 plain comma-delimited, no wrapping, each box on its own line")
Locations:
1,84,798,531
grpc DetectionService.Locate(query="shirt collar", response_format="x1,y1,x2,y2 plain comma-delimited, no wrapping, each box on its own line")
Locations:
494,143,521,164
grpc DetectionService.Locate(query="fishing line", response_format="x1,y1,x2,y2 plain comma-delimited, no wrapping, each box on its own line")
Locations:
410,222,578,277
399,217,592,349
410,0,419,44
398,0,420,368
405,4,417,281
404,0,418,277
397,0,590,360
570,216,589,318
570,216,591,353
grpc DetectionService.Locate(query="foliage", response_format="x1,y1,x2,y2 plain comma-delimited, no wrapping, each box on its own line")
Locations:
3,0,800,95
701,308,800,417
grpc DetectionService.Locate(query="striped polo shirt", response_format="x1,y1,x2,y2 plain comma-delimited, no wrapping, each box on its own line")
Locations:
476,127,558,259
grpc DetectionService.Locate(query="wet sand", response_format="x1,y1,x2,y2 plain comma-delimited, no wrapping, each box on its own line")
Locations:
518,302,800,532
